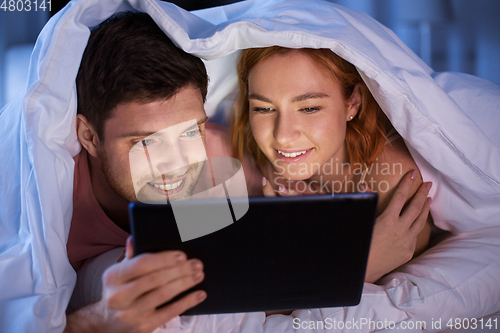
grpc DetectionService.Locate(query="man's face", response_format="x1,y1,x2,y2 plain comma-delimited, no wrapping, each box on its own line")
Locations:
98,86,208,203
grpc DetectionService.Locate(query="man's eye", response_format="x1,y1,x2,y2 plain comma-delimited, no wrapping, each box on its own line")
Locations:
141,139,154,146
182,129,201,138
253,107,274,113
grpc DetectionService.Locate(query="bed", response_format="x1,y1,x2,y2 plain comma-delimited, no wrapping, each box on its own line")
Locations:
0,0,499,332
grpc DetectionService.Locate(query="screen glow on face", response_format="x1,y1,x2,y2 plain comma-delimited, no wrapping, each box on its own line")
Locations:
129,119,207,203
128,119,250,242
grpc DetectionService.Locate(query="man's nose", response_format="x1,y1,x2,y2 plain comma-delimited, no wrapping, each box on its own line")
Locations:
150,142,191,178
273,112,300,145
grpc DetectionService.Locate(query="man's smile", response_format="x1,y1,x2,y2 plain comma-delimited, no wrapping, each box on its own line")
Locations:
148,177,184,191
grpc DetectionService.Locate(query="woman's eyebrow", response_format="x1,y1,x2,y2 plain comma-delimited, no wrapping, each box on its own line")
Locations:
291,92,329,102
248,92,329,103
248,93,272,103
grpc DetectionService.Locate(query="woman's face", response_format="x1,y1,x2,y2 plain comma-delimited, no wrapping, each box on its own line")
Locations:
248,51,359,181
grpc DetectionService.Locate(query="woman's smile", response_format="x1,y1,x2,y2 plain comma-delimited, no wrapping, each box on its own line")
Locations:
274,148,314,163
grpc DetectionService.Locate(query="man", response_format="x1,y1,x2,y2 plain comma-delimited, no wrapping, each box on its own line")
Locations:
65,12,215,332
64,10,431,333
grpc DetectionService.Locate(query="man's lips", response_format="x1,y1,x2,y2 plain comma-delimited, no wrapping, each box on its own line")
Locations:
147,176,186,196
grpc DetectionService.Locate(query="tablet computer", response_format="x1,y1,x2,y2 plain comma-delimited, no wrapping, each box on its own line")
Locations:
129,193,377,315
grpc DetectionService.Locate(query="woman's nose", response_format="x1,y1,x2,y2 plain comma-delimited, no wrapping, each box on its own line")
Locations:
273,112,300,145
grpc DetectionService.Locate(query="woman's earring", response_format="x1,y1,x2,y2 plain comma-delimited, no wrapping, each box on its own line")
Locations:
349,115,354,120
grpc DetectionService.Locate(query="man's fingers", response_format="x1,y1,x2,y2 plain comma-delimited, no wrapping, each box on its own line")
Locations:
126,236,134,260
385,170,418,216
108,259,203,309
137,268,205,310
117,237,134,263
148,290,207,330
105,251,187,285
400,181,432,225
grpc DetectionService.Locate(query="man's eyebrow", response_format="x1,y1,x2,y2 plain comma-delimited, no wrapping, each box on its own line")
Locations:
197,116,209,126
184,117,208,132
121,130,159,138
181,116,209,132
291,92,329,102
121,117,209,138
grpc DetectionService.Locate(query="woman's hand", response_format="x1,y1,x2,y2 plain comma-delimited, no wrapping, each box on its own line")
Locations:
364,170,432,283
262,177,326,197
262,169,432,284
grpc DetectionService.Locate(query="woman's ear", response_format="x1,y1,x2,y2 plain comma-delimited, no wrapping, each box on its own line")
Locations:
347,83,362,121
76,114,100,158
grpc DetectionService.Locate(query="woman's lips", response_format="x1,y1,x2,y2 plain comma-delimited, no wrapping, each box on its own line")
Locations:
274,148,313,163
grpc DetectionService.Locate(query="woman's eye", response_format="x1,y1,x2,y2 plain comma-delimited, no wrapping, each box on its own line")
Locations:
253,107,274,114
301,107,321,114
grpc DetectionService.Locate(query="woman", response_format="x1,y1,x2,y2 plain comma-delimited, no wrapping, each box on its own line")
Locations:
231,46,433,283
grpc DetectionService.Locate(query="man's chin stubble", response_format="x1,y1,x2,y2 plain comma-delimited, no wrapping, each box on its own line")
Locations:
135,162,204,203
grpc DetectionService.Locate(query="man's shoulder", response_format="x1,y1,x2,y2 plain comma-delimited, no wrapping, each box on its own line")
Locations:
72,148,89,199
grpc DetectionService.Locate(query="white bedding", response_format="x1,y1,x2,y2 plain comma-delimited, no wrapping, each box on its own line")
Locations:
0,0,499,332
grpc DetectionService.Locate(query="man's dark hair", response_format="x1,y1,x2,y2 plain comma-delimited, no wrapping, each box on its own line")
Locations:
76,11,208,140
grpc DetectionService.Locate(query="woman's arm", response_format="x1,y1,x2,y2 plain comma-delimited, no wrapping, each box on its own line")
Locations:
373,137,432,257
262,168,432,284
363,170,432,283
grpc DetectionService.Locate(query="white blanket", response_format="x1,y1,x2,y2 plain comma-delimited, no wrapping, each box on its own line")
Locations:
0,0,499,332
